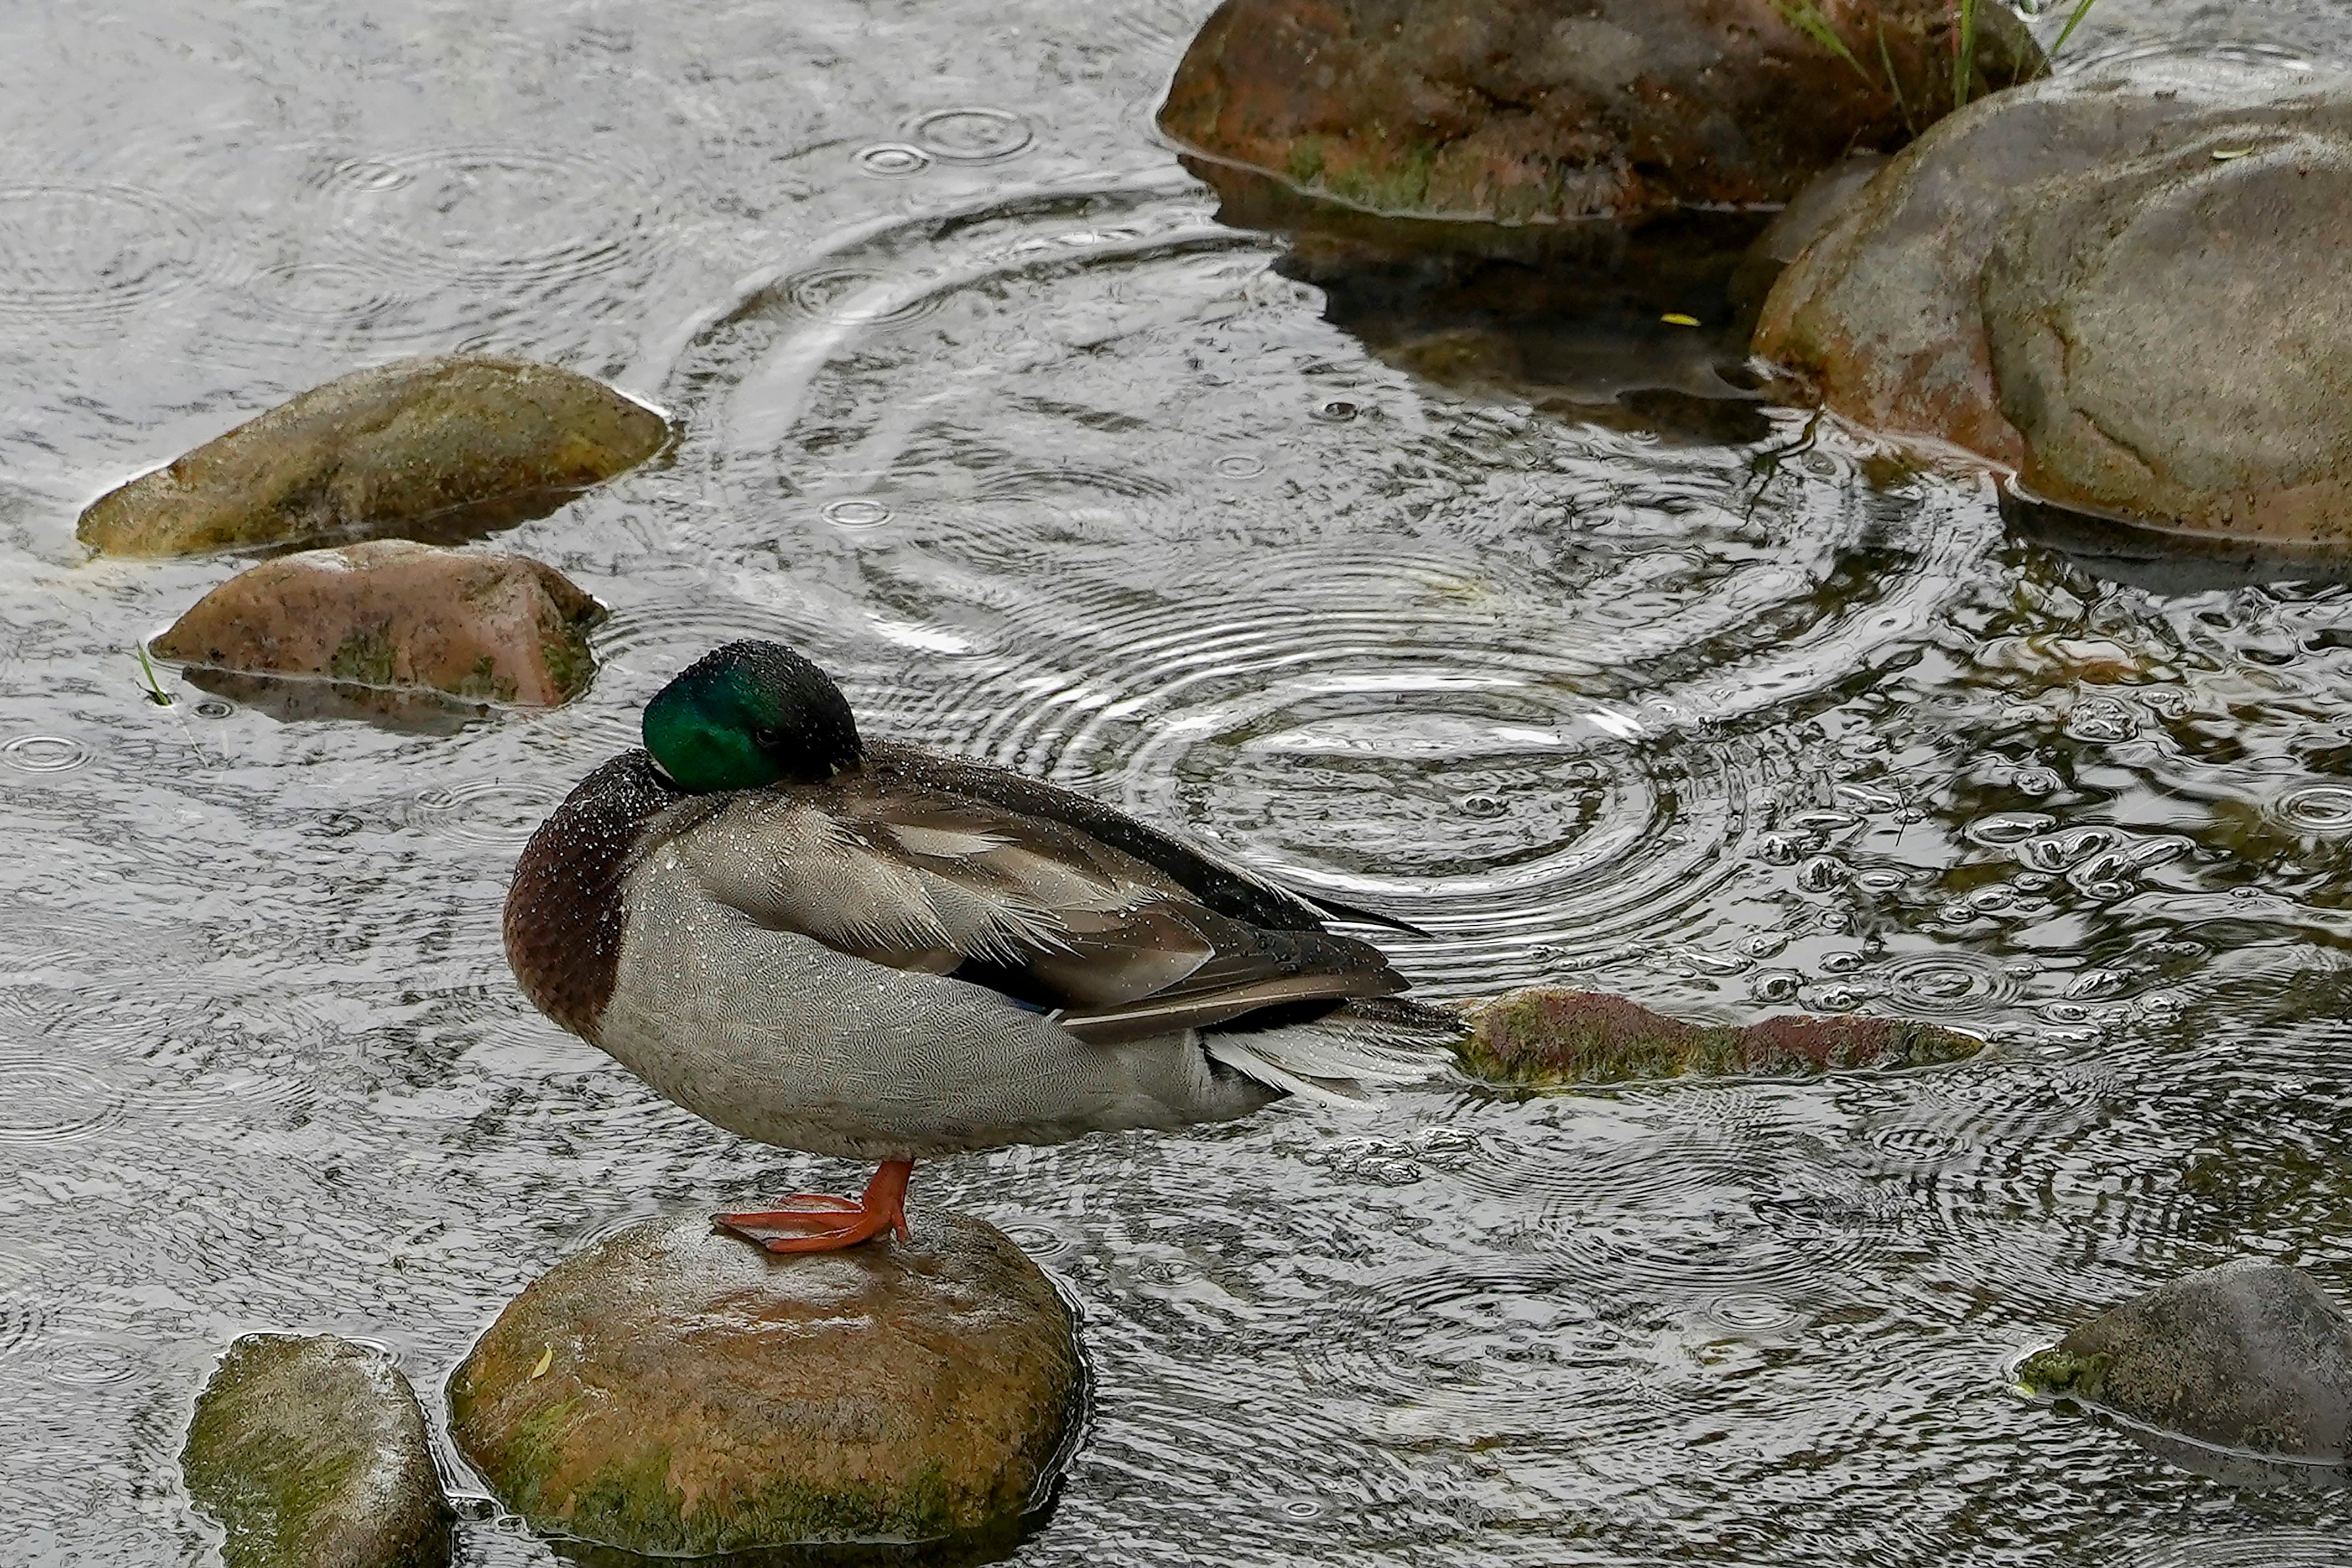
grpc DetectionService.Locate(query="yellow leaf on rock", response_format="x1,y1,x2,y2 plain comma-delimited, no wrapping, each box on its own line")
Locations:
530,1346,553,1379
1661,312,1701,327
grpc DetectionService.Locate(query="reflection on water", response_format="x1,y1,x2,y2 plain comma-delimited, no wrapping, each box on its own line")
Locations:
5,0,2352,1564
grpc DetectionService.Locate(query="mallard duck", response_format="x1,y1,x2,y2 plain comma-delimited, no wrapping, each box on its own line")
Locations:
504,639,1458,1252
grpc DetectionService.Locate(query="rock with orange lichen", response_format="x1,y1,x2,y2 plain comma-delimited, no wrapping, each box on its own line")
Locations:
1454,986,1982,1086
447,1213,1079,1557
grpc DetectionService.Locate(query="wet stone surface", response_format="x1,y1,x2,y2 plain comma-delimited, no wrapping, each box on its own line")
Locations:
449,1213,1080,1556
1158,0,2039,223
2020,1262,2352,1464
182,1333,451,1568
152,540,605,710
77,355,667,556
1757,59,2352,546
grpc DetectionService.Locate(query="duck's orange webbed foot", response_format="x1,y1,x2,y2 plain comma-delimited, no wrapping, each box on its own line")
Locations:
714,1159,914,1253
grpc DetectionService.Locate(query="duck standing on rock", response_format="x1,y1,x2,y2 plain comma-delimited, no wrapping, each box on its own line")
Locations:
504,640,1459,1253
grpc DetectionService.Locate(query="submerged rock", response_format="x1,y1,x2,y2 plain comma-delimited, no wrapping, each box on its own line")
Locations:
2018,1262,2352,1462
182,1333,451,1568
152,540,603,707
79,355,666,556
1158,0,2041,225
449,1212,1080,1557
1758,61,2352,544
1455,987,1982,1086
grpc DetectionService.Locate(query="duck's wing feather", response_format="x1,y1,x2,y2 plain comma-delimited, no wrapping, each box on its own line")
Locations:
861,741,1429,936
667,775,1408,1045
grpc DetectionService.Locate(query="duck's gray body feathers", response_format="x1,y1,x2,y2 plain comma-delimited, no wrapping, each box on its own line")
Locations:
507,744,1458,1160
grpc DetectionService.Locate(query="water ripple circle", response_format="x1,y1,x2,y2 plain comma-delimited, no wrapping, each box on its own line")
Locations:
404,780,564,850
1873,951,2020,1017
238,258,413,331
854,143,932,178
2271,783,2352,834
319,144,663,288
909,107,1034,164
0,182,226,321
2,736,91,773
0,1061,126,1145
662,176,1987,990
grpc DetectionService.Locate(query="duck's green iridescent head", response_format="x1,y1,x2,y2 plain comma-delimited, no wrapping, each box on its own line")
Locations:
642,640,863,793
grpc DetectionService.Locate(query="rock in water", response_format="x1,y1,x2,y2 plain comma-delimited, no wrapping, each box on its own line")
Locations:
152,540,603,706
1157,0,2041,225
450,1213,1081,1556
1982,124,2352,545
1758,60,2352,544
2018,1262,2352,1461
78,355,667,556
182,1333,451,1568
1456,987,1983,1086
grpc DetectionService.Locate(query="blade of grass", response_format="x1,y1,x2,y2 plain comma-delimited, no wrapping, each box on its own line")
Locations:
2049,0,2103,56
1771,0,1873,88
1875,19,1915,136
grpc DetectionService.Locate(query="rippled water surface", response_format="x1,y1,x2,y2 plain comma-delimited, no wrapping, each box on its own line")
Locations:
8,2,2352,1564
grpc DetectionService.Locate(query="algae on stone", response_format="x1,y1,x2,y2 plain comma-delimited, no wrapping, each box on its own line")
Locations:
79,355,667,557
181,1333,450,1568
450,1212,1081,1557
1455,987,1983,1087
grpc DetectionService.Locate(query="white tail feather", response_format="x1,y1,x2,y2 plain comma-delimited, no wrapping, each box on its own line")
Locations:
1203,1011,1453,1105
1204,1036,1378,1105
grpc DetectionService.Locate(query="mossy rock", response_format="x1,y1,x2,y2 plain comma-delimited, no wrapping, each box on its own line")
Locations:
2017,1262,2352,1458
1454,987,1983,1086
151,540,604,708
79,354,667,556
182,1333,451,1568
450,1212,1081,1556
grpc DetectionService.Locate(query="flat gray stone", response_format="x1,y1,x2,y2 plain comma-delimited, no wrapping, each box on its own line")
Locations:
183,1333,451,1568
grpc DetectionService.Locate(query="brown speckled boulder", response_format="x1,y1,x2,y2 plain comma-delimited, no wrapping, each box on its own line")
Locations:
79,355,666,556
1158,0,2041,225
449,1213,1081,1556
152,540,602,706
182,1333,451,1568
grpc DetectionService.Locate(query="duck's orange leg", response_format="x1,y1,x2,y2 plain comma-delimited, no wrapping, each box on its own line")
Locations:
714,1160,914,1253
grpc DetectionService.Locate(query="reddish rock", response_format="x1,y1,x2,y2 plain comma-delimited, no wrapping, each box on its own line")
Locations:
1158,0,2042,225
152,540,602,706
1456,987,1982,1085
